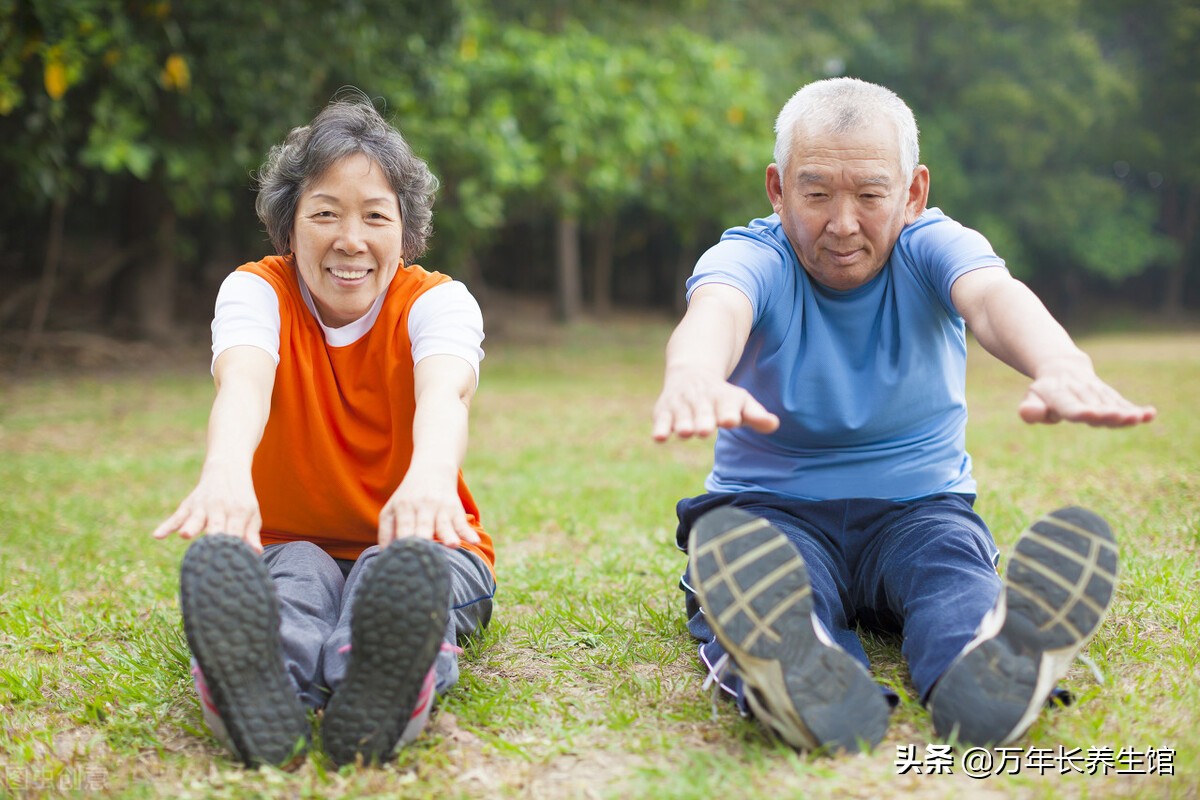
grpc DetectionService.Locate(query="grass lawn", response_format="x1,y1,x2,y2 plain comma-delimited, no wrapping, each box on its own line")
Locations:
1,316,1197,799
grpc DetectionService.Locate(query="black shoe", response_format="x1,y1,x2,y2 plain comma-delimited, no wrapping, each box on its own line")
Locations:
322,539,450,766
929,507,1118,746
180,535,310,767
689,507,890,753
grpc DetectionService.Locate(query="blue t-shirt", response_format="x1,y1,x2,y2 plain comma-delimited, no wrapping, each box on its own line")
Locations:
687,207,1005,501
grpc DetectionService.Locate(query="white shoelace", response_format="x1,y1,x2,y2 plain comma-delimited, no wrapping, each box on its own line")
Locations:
701,652,731,721
1077,652,1106,686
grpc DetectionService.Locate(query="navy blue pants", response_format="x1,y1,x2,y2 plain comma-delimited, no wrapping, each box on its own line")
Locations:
676,492,1001,703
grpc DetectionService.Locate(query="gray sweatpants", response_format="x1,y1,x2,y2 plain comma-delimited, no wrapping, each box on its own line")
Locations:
261,540,495,709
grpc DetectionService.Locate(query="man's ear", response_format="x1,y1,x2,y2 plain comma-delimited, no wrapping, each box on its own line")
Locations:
905,165,930,224
766,164,784,214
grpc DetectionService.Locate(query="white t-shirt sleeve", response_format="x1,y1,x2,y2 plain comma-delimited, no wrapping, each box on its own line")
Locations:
408,281,484,385
210,271,281,374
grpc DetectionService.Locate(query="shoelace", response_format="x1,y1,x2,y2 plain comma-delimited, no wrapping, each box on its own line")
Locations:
701,652,731,722
1077,652,1105,685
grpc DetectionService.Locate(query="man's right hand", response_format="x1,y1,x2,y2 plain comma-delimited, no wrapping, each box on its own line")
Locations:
652,284,778,442
652,368,780,441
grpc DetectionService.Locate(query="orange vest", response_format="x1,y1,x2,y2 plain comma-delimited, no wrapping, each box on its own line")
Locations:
239,255,494,572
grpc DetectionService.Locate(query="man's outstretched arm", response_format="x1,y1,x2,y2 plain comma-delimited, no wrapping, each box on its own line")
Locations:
951,267,1156,427
652,283,780,441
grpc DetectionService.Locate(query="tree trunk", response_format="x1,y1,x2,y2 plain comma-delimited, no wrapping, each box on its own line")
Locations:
591,215,616,316
1160,182,1199,318
107,180,179,340
556,214,582,323
135,204,179,341
673,231,699,317
458,251,490,309
1059,270,1082,325
18,194,68,369
1162,260,1186,319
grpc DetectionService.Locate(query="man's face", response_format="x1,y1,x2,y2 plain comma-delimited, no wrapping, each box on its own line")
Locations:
766,119,928,291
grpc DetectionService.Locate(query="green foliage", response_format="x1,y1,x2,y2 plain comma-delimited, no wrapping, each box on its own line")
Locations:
1046,179,1180,281
637,27,775,235
382,12,548,267
1,0,1197,311
827,0,1180,283
382,5,773,271
0,0,459,218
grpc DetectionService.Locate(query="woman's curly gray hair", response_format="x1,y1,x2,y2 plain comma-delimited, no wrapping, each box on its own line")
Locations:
254,89,438,260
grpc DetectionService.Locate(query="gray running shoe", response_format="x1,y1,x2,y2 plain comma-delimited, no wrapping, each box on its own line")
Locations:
180,535,310,768
929,506,1118,746
322,539,450,766
689,506,890,753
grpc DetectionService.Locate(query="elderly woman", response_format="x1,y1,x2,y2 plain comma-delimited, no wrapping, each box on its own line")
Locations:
153,93,495,768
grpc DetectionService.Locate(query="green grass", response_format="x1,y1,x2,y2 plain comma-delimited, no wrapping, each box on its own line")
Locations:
1,318,1197,799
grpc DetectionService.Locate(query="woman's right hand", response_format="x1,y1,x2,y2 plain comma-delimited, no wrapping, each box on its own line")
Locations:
151,468,263,552
154,346,276,553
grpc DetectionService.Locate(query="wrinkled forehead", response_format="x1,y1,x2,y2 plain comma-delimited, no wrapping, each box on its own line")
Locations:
788,113,904,173
302,152,400,205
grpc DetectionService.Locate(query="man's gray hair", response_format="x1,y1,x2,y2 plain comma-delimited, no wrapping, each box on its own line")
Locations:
773,77,920,178
254,88,438,259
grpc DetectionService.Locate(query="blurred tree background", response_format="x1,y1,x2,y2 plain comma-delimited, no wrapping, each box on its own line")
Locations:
1,0,1196,357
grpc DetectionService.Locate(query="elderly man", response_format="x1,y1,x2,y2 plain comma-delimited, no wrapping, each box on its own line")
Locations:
652,77,1155,753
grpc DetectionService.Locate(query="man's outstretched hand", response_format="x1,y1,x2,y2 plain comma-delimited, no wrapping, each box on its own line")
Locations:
652,369,780,441
1018,365,1156,427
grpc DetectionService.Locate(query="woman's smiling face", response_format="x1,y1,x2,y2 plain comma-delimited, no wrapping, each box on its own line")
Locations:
291,152,405,327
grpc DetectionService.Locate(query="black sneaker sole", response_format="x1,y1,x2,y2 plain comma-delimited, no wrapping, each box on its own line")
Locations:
930,506,1118,745
689,506,890,753
322,539,450,766
180,535,310,767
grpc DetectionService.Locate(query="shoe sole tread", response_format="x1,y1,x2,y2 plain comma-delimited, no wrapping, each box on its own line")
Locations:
690,507,889,753
931,506,1118,746
180,536,310,767
322,540,450,766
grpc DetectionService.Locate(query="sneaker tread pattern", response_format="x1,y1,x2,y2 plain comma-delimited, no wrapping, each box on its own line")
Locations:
930,506,1117,746
322,539,450,766
180,535,310,767
690,506,889,753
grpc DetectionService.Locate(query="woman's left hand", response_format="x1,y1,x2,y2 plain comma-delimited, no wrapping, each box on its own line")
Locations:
378,470,481,548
